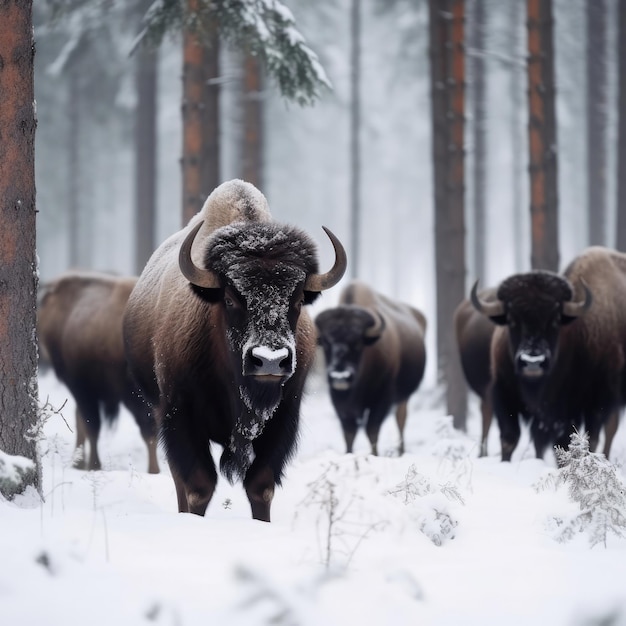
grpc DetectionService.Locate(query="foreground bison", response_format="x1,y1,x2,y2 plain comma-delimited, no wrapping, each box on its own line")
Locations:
123,179,346,521
314,280,427,455
454,291,496,457
471,246,624,461
38,272,159,473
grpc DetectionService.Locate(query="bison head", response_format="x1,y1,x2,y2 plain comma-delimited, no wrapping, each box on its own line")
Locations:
315,305,385,392
179,220,346,424
471,271,592,381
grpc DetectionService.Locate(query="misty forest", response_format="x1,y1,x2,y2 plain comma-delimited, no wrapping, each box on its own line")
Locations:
2,1,626,623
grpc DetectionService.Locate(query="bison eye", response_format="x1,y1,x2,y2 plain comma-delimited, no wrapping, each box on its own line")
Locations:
224,296,235,307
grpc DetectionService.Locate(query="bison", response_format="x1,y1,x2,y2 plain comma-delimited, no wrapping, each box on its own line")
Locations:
471,246,624,462
37,272,159,473
454,290,496,457
122,179,346,521
314,280,427,455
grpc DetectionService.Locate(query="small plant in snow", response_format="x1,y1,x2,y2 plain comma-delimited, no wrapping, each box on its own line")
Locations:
534,430,626,547
389,464,463,546
297,460,386,570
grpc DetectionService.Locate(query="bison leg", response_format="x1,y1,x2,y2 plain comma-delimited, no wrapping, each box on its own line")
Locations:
479,394,493,458
338,414,358,453
394,402,408,455
72,406,87,470
171,462,217,516
602,411,619,458
244,465,275,522
124,392,160,474
74,396,102,471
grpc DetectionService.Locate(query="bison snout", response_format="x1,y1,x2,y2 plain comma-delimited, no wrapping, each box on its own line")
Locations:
328,369,354,391
515,350,550,378
244,345,294,379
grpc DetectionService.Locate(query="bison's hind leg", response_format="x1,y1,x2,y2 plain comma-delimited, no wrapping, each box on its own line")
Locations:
72,395,102,471
394,401,408,455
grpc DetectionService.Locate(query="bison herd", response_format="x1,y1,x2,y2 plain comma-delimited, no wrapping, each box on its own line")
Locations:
37,179,625,521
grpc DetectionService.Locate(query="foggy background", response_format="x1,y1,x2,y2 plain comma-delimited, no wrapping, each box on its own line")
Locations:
32,0,618,386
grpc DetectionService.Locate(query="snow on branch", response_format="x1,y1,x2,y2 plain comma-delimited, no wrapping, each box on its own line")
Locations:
140,0,331,105
534,430,626,547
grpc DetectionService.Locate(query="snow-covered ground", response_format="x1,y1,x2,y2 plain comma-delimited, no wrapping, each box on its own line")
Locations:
2,368,626,625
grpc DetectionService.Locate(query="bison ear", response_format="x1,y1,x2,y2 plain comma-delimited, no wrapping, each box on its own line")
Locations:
488,312,509,326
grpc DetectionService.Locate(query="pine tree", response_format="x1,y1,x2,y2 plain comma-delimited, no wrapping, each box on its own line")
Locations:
536,431,626,547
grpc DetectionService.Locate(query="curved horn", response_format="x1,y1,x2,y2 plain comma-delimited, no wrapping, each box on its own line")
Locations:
304,226,348,292
470,280,505,317
562,279,592,318
364,309,385,339
178,221,221,289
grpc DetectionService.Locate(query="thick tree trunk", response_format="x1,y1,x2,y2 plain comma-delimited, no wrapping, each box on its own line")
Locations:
202,31,220,197
469,0,486,283
134,24,158,273
242,53,263,189
526,0,559,271
429,0,468,430
0,0,41,491
586,0,607,246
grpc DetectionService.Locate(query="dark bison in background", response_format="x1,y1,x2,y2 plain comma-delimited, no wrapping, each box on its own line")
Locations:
38,272,159,473
454,291,496,457
471,246,624,462
314,280,427,455
123,179,346,522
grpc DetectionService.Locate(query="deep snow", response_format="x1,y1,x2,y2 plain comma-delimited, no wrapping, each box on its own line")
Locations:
2,367,626,625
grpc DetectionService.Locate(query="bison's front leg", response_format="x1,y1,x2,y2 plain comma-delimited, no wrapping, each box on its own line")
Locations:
171,462,217,515
244,465,275,522
492,380,521,462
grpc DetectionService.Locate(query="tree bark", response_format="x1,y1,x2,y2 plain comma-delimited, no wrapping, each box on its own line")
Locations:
0,0,41,490
242,53,263,189
526,0,559,271
429,0,468,430
586,0,607,246
469,0,486,283
134,0,159,274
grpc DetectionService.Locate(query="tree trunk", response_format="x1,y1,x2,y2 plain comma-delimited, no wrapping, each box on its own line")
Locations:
586,0,607,246
509,0,525,272
68,69,81,267
350,0,361,280
242,53,263,189
617,0,626,251
134,10,158,274
469,0,486,282
429,0,468,430
203,30,221,197
0,0,41,490
526,0,559,271
182,0,205,224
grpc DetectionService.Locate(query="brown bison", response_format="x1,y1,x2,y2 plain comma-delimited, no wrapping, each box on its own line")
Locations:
314,280,427,455
38,272,159,473
122,179,346,522
454,291,496,457
471,246,624,462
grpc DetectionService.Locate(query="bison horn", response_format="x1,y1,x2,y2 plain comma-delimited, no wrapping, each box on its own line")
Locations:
470,280,505,317
562,279,592,318
178,221,221,289
304,226,348,292
364,309,385,339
